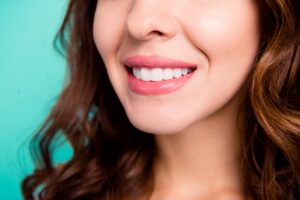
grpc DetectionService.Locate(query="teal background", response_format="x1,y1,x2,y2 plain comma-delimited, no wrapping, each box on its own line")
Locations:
0,1,68,199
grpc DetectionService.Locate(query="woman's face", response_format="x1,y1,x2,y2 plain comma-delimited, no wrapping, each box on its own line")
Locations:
93,0,260,134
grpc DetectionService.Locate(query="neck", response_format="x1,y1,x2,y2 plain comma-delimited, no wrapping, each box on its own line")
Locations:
152,93,245,199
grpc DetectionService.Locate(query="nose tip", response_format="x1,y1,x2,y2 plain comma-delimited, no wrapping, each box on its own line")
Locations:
126,3,178,41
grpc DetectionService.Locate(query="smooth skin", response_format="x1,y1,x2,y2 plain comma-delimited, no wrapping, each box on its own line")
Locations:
93,0,260,199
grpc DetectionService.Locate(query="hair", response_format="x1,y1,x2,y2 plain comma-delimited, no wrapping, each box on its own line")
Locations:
22,0,300,199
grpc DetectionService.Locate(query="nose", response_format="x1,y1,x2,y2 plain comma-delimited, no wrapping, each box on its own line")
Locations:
126,0,178,41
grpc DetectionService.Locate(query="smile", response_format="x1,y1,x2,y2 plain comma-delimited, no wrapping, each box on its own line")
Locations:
123,55,197,95
132,67,194,81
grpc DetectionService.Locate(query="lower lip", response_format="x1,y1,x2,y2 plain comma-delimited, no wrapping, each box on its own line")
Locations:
127,70,194,95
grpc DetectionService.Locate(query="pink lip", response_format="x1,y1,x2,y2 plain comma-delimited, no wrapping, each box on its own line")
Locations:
123,55,197,95
123,55,197,69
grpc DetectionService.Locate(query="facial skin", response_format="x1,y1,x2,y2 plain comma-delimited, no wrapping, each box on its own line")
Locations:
93,0,260,135
93,1,260,199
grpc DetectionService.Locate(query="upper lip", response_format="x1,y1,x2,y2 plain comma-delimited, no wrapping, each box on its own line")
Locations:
123,55,197,69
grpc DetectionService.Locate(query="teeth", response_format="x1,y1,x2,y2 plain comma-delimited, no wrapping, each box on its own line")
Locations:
140,68,151,81
132,67,194,81
151,68,163,81
173,68,182,78
182,68,188,75
163,68,173,80
133,67,141,79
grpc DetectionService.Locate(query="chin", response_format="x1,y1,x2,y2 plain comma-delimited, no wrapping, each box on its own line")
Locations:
130,120,186,135
125,111,193,135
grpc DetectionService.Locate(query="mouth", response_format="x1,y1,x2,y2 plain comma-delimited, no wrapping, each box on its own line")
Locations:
125,66,196,81
123,55,197,95
124,55,197,81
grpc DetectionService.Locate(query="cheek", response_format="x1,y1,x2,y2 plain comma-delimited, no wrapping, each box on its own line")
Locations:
93,4,129,99
93,5,127,60
184,2,260,66
182,4,260,102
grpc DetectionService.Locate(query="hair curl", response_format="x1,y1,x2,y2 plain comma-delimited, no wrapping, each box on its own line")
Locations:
22,0,300,199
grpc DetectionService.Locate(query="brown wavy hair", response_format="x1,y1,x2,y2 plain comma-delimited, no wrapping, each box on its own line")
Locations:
22,0,300,199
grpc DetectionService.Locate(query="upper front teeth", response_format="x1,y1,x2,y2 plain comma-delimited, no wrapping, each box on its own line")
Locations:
133,67,193,81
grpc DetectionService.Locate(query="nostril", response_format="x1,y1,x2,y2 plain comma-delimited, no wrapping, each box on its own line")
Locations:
152,30,164,36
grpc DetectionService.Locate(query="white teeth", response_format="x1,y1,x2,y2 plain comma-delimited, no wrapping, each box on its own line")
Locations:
181,68,188,75
173,68,182,78
140,68,151,81
151,68,163,81
133,67,141,79
132,67,194,81
163,68,173,80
